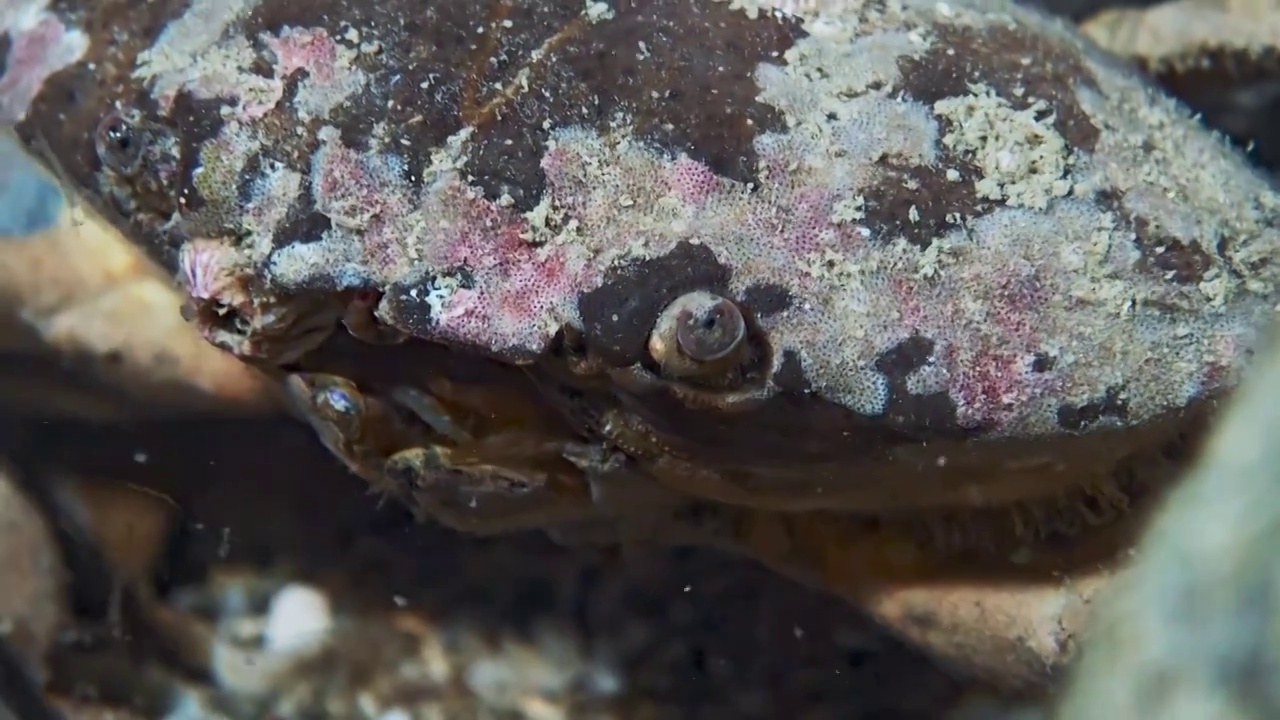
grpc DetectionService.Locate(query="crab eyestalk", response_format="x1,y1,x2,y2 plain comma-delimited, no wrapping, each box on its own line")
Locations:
647,291,749,386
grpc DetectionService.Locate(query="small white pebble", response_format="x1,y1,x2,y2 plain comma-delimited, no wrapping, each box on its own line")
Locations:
582,665,624,696
263,583,333,654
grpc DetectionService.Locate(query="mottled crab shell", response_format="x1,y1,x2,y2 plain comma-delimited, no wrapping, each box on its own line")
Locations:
7,0,1280,521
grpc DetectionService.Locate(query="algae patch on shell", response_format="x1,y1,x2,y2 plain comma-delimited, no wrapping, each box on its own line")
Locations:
12,0,1280,690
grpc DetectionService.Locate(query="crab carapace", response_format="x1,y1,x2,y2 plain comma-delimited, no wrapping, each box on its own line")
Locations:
8,0,1279,690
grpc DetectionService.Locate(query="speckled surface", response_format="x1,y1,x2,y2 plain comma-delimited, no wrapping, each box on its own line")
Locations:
6,0,1280,694
9,0,1278,439
0,0,1267,528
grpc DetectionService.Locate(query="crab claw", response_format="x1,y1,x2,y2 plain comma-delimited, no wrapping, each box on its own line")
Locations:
388,385,473,443
285,374,369,446
384,444,595,535
283,373,420,494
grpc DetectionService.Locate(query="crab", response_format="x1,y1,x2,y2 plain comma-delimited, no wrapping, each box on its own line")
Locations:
284,371,617,534
7,0,1280,693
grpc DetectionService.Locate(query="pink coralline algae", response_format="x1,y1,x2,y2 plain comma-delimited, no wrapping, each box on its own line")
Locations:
0,0,87,124
665,155,726,206
134,13,363,123
19,0,1274,443
312,130,409,235
431,190,592,348
926,268,1060,430
268,27,343,83
264,27,366,120
279,128,598,353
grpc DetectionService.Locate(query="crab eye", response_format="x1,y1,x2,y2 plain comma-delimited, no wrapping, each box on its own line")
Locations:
648,291,748,381
675,295,745,362
94,111,143,175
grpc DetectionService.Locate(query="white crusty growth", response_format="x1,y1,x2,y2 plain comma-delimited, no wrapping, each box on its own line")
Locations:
182,0,1277,438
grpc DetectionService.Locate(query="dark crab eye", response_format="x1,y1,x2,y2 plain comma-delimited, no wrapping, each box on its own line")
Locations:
648,291,748,380
94,111,144,175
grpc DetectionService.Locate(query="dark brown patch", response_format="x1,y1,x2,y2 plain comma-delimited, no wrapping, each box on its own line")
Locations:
606,376,904,467
1094,185,1222,287
771,350,810,392
1132,217,1215,284
165,95,227,180
873,335,969,439
245,0,806,212
233,152,266,209
275,208,334,248
898,24,1101,152
740,283,793,317
1031,351,1057,373
0,34,10,78
378,270,487,348
577,241,732,368
1148,47,1280,172
593,338,977,470
861,157,988,248
1056,386,1128,431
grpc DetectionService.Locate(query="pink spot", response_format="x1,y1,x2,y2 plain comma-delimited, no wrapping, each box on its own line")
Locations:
986,270,1051,339
946,341,1053,429
539,143,596,215
773,187,838,257
180,238,239,300
312,132,407,257
666,155,721,205
267,27,340,83
1198,332,1244,396
540,144,579,185
890,276,930,330
430,188,590,350
434,287,482,326
894,262,1059,429
0,6,87,123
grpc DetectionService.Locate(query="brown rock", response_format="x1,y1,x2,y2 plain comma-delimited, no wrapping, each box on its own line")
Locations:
0,462,66,685
0,131,285,419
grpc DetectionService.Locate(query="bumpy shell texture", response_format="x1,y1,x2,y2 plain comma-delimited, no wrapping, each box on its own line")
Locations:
6,0,1280,521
